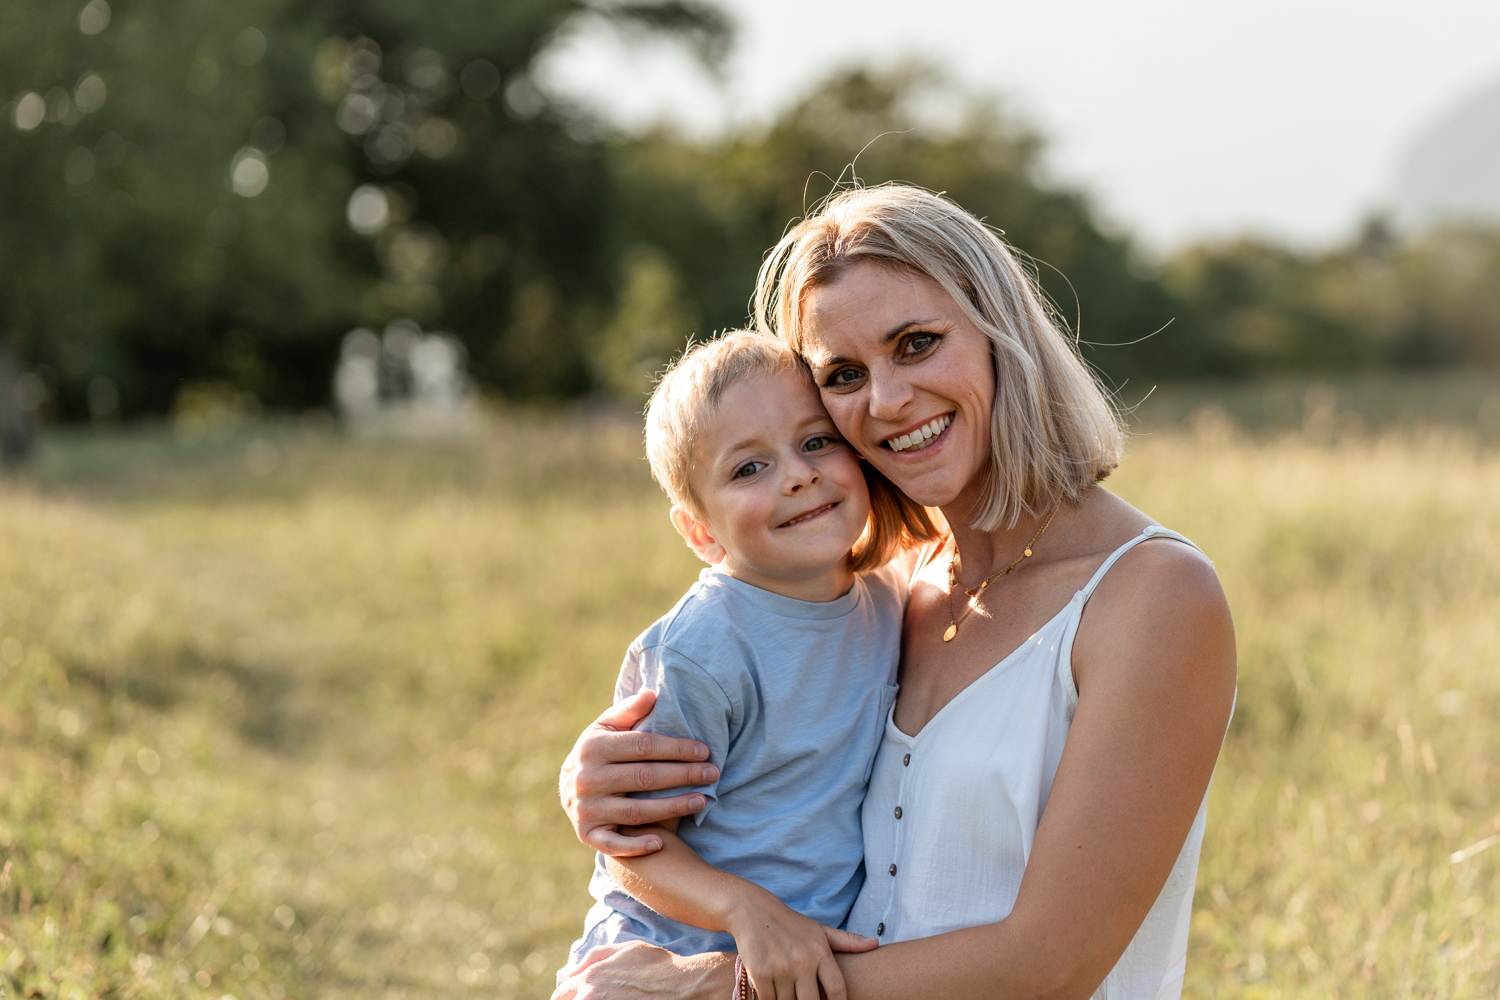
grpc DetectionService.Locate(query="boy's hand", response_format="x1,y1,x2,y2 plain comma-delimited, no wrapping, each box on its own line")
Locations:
559,690,721,857
725,889,877,1000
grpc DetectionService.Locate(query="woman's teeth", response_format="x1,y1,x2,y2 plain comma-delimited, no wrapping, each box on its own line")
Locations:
887,414,952,453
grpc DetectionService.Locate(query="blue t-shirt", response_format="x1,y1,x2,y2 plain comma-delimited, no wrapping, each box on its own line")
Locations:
568,564,907,963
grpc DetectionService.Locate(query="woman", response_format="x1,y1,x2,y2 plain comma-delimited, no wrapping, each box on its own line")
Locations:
556,185,1237,999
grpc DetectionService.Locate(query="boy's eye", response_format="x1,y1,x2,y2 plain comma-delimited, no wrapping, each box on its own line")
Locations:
733,461,765,479
803,435,837,453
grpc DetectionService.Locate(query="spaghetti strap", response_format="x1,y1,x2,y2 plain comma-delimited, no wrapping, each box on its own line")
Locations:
1078,525,1200,600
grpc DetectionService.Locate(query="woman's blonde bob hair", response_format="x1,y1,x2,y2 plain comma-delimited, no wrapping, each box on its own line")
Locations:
753,184,1124,532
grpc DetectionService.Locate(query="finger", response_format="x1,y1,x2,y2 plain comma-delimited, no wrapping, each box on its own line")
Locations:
796,969,822,1000
572,943,627,973
580,729,712,768
825,927,879,953
577,758,718,799
747,968,775,1000
582,826,667,857
584,788,709,829
593,689,658,731
819,954,849,999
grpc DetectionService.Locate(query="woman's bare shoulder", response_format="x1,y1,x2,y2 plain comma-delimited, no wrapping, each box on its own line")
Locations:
1072,516,1236,698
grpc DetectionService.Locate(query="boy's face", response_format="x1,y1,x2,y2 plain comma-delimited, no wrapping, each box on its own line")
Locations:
681,368,871,598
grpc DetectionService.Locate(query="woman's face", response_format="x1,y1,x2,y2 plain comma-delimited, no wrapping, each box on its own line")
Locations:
799,261,996,512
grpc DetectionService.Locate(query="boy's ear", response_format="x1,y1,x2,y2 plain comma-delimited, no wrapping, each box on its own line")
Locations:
670,505,727,565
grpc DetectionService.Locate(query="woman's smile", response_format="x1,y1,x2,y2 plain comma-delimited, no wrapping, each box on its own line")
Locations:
881,413,953,454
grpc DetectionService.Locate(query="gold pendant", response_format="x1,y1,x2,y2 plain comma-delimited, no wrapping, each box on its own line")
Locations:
943,624,958,642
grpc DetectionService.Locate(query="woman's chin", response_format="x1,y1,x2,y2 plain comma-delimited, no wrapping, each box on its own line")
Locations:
870,462,966,509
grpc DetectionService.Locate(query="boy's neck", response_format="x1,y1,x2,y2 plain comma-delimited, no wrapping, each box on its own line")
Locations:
717,558,856,604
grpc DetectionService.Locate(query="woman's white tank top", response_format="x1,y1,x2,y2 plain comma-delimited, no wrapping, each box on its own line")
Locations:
847,526,1215,1000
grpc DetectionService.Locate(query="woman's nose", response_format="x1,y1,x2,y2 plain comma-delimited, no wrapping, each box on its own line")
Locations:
867,368,914,421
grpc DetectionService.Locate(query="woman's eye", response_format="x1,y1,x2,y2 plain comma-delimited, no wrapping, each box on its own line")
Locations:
902,333,937,356
825,367,863,388
734,462,764,479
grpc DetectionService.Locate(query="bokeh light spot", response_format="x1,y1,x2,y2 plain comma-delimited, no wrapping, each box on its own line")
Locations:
337,93,379,135
460,60,500,100
137,747,161,776
230,147,269,197
77,0,110,35
74,73,106,113
231,28,266,66
65,147,96,186
250,116,285,154
416,118,458,159
504,76,545,119
57,709,81,737
13,92,44,131
346,185,389,236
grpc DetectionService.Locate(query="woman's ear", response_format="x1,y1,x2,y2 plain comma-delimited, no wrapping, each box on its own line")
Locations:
670,505,727,565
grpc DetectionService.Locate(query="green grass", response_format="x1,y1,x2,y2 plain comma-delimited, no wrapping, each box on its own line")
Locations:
0,396,1497,998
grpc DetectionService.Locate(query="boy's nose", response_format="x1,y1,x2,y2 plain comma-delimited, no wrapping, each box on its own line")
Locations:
784,457,820,493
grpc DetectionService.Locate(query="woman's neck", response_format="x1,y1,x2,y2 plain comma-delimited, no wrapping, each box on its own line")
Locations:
943,513,1046,589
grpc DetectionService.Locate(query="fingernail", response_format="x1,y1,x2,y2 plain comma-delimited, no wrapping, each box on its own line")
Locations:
703,766,719,782
690,794,706,810
647,839,662,852
695,744,709,760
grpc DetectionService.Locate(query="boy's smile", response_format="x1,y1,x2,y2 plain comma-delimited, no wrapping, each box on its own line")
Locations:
673,367,871,603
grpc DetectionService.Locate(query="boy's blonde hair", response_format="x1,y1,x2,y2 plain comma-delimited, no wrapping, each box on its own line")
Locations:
753,184,1125,531
645,330,938,573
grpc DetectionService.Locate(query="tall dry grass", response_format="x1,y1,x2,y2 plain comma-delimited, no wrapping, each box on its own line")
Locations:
0,411,1495,998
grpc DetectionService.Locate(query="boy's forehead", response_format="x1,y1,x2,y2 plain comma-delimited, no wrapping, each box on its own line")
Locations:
700,370,826,454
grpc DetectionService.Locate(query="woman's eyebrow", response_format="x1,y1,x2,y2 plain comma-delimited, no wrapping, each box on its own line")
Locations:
808,318,940,368
881,318,940,344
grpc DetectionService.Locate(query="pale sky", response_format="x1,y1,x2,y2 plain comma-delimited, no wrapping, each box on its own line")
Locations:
539,0,1500,253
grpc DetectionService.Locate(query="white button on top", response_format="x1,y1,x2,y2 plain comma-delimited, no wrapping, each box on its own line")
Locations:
1142,525,1160,536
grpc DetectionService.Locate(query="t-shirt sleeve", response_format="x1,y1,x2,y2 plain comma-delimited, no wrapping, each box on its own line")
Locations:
619,642,736,825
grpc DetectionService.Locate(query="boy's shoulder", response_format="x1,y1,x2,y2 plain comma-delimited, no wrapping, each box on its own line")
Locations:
630,571,756,670
860,558,913,614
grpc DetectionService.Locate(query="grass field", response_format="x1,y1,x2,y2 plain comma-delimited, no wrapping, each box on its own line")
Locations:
0,387,1497,999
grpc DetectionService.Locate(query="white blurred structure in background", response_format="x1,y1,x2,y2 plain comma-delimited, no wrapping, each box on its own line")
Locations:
334,319,477,436
1394,74,1500,231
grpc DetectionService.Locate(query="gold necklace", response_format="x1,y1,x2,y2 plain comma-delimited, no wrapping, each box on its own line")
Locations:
943,508,1058,642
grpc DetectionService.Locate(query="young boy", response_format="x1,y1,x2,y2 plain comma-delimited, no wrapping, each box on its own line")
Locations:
560,331,928,998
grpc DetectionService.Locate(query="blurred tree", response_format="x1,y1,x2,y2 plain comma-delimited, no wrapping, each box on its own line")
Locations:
0,0,729,418
1162,219,1500,374
1390,225,1500,367
598,65,1205,400
6,3,1498,423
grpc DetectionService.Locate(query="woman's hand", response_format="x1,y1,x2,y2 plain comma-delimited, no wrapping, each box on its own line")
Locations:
559,690,722,857
551,941,735,1000
725,889,877,1000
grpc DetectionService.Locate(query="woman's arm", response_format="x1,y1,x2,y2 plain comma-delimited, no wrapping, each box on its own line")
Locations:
836,542,1237,999
551,941,735,1000
559,690,720,856
609,821,876,1000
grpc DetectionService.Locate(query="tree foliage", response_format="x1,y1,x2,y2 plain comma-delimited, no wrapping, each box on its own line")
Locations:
599,65,1193,399
1162,220,1500,374
4,1,1496,426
